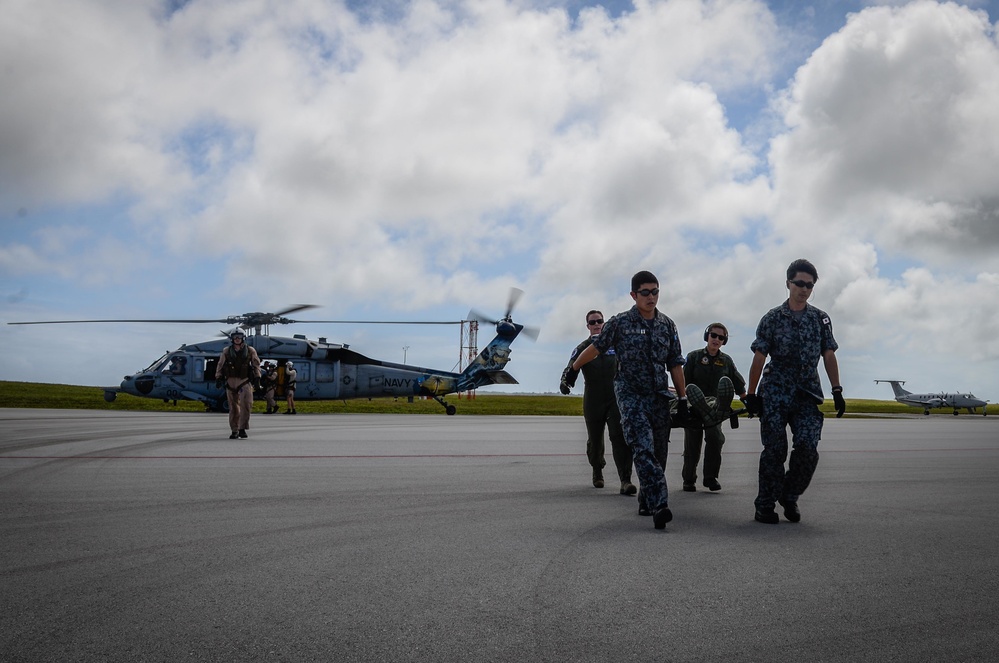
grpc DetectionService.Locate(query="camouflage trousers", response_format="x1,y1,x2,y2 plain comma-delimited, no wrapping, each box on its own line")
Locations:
615,388,671,511
755,390,823,509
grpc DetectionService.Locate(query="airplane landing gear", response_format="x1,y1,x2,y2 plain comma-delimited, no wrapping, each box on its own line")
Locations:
433,395,457,415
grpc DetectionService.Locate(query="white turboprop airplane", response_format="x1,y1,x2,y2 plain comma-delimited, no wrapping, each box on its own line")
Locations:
875,380,989,416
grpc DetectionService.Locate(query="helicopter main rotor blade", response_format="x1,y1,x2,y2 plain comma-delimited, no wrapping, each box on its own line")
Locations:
8,317,467,326
7,318,230,325
288,320,464,325
272,304,319,317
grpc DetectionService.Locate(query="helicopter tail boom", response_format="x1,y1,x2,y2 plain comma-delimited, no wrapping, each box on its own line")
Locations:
454,325,523,391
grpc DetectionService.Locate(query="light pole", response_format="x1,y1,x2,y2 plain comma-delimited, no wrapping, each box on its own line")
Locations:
403,345,410,363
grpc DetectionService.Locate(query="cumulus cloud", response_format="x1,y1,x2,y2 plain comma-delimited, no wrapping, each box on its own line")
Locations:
2,0,999,398
762,0,999,382
770,0,999,268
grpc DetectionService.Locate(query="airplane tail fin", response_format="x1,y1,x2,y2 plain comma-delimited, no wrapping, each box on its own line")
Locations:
874,380,911,398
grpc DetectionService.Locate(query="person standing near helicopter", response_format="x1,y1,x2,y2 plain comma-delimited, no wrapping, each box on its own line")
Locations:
284,361,298,414
261,361,278,414
215,330,261,438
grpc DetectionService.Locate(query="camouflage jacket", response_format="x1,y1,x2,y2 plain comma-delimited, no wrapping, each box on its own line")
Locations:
750,300,838,402
592,305,684,396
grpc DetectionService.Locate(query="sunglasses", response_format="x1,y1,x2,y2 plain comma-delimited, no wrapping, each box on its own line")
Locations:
587,319,604,326
789,279,815,289
709,332,727,341
635,288,660,297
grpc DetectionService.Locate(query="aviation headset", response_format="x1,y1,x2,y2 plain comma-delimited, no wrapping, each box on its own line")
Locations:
704,323,728,345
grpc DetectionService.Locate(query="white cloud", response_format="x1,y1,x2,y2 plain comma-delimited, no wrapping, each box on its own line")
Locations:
762,0,999,379
3,0,999,401
770,0,999,268
0,0,186,208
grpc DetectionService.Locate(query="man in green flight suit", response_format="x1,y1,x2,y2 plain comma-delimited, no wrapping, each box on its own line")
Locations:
561,310,636,495
682,322,747,492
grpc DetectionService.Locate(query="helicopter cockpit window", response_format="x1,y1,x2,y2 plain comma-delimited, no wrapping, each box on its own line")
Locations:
146,353,171,372
165,355,188,375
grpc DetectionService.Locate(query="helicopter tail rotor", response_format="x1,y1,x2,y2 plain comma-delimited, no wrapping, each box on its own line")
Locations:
467,287,539,341
505,287,523,320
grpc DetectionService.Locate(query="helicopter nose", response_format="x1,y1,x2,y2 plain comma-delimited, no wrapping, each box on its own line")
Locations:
134,374,155,395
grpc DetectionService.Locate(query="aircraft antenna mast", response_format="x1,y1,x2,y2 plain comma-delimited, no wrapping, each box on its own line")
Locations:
460,319,478,371
458,319,479,400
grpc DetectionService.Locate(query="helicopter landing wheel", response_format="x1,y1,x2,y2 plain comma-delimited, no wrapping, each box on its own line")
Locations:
433,395,457,415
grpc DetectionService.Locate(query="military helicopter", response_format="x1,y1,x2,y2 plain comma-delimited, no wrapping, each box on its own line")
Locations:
9,293,539,415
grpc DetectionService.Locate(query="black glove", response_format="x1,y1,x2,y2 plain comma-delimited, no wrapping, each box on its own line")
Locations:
673,398,690,427
832,386,845,418
559,381,571,395
252,377,261,391
745,394,763,418
215,377,225,389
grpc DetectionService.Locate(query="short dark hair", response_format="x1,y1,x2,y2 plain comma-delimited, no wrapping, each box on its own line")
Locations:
707,322,728,337
585,310,602,321
786,259,818,282
631,270,658,292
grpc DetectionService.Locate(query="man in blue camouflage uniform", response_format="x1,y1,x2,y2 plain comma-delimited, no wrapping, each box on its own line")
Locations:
572,271,689,530
745,259,845,524
560,310,636,495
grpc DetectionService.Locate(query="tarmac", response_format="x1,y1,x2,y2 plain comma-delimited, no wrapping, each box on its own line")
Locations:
1,408,997,662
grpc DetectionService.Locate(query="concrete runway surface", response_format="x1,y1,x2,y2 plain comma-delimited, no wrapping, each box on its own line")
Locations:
2,409,997,663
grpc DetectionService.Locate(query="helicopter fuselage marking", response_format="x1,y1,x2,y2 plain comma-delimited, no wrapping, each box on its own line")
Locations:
384,378,412,388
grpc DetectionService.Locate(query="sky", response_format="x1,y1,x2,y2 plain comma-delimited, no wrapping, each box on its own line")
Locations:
2,0,998,403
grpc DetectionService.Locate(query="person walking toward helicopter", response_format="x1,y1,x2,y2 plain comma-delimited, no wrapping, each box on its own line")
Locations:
215,330,261,438
284,361,298,414
261,361,278,414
